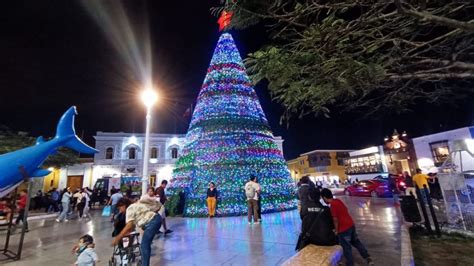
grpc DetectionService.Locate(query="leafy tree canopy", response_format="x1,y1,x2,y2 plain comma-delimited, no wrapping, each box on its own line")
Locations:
214,0,474,119
0,126,79,168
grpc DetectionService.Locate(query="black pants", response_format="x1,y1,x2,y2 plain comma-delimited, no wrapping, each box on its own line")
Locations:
77,202,85,218
257,197,262,219
15,209,28,230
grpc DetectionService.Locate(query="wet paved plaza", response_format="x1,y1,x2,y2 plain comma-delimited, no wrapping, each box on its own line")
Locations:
1,196,402,265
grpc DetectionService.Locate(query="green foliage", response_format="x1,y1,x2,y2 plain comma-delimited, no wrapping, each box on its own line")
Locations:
0,126,79,168
215,0,474,119
165,189,183,217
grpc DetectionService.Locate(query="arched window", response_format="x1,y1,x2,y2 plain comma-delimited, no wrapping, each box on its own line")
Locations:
151,147,158,159
128,147,136,160
171,148,178,159
105,147,114,160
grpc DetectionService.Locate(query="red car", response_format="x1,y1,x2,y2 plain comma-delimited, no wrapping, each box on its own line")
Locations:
344,180,387,197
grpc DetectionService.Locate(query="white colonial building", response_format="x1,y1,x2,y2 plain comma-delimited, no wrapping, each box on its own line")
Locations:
38,132,286,193
412,126,474,173
92,132,187,187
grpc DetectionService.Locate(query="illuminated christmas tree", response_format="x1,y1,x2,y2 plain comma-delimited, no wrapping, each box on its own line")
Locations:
169,32,297,217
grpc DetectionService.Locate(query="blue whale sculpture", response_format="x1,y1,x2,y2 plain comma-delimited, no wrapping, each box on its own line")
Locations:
0,106,98,198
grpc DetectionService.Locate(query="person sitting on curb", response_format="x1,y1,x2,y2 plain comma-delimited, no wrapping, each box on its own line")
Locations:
296,187,338,251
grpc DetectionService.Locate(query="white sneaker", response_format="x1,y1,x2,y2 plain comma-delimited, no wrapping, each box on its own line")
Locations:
65,219,69,222
254,222,260,224
248,222,252,225
55,219,60,223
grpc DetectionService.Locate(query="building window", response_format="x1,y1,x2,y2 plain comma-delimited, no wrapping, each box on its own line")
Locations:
171,148,178,159
308,153,330,167
430,140,450,166
336,152,350,166
105,147,114,160
151,147,158,159
128,147,136,160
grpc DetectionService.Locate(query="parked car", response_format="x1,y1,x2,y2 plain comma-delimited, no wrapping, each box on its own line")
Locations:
344,180,386,197
373,175,406,192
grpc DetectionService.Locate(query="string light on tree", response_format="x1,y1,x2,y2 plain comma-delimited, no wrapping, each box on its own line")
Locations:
168,32,297,217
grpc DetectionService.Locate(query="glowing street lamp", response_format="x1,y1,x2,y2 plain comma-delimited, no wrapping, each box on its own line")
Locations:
141,88,158,196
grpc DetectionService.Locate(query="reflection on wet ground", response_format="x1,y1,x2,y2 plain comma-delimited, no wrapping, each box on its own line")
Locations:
1,196,401,265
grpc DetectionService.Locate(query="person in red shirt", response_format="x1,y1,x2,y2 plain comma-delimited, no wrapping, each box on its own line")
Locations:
321,188,372,266
15,189,29,231
0,198,12,222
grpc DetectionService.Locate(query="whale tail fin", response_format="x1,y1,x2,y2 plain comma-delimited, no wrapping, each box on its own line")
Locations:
55,106,98,154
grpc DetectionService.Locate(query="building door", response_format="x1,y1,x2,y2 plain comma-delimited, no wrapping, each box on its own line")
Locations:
150,174,156,188
393,161,404,174
393,160,410,174
67,175,84,192
400,159,410,174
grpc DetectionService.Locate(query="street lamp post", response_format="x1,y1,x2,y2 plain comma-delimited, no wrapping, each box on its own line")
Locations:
141,88,158,196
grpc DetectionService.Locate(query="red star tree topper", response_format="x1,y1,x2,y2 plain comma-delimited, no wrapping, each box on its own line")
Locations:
217,10,233,31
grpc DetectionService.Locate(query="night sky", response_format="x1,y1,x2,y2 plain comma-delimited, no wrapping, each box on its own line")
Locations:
1,1,473,160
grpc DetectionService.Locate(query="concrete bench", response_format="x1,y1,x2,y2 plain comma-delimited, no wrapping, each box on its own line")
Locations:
282,244,343,266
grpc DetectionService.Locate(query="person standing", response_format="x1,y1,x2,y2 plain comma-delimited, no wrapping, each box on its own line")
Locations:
108,189,123,222
257,180,263,222
403,171,416,198
388,174,400,204
413,168,430,203
245,175,261,224
72,188,81,211
33,190,43,210
206,182,218,218
76,189,85,219
14,189,29,231
112,200,162,266
48,188,60,213
57,187,72,222
321,188,373,266
81,189,91,220
155,180,173,234
0,197,12,222
141,188,158,202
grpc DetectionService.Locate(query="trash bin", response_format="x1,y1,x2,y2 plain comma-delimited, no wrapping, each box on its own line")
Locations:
399,195,422,223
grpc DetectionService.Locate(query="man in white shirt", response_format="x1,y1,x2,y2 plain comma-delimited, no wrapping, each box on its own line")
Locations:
80,189,91,220
112,200,162,266
245,175,261,224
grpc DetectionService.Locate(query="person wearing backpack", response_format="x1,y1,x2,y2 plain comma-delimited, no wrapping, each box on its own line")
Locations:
296,188,338,251
245,175,261,224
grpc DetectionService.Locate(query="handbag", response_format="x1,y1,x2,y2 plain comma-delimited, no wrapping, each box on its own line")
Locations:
295,209,323,251
102,205,112,217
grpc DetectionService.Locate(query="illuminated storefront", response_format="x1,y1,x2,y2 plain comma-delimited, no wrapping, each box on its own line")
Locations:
344,146,388,182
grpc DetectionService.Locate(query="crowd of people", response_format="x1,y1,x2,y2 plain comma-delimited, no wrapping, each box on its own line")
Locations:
3,174,414,266
31,187,108,213
55,187,98,222
385,169,442,204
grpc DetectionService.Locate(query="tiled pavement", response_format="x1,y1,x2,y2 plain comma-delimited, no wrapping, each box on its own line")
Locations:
1,196,402,265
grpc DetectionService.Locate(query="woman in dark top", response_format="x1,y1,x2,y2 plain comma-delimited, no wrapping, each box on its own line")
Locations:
206,182,218,218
